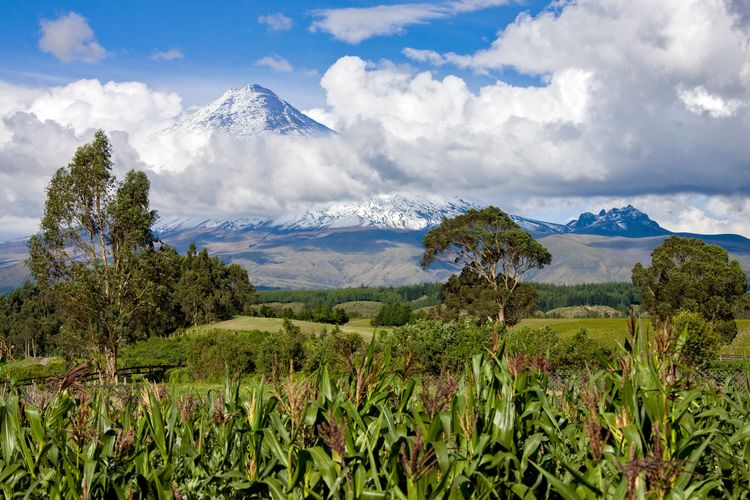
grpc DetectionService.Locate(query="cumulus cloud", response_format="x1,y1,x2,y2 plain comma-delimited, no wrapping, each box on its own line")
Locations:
5,1,750,238
255,55,294,73
310,0,510,44
258,13,293,31
38,12,107,63
150,49,184,62
332,1,750,201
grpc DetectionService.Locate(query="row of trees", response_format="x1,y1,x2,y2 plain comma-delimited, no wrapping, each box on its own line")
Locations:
250,303,349,325
257,282,442,309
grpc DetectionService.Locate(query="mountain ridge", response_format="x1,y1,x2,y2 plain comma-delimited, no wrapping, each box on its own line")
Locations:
2,197,749,292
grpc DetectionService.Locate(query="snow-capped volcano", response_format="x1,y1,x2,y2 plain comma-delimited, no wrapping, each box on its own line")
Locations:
166,84,334,137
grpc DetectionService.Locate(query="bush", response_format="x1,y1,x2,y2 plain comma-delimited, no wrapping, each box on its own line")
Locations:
385,319,495,375
187,330,266,381
504,326,560,358
305,326,366,375
0,357,68,381
673,311,721,366
557,329,609,370
255,320,310,374
120,335,191,367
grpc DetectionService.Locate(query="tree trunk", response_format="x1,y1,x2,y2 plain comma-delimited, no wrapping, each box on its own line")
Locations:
103,345,118,385
496,303,506,326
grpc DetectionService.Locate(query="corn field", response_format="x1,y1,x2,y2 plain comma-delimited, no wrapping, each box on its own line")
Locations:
1,331,749,499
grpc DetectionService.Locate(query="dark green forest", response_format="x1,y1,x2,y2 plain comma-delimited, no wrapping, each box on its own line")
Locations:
257,281,641,313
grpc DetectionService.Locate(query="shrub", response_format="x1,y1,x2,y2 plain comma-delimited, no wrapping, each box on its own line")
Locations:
120,335,191,367
557,329,609,370
0,357,68,381
504,326,561,360
673,311,721,366
305,326,366,375
187,330,266,381
386,319,495,375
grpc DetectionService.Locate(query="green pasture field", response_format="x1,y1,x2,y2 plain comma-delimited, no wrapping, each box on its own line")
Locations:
335,300,384,317
512,318,750,356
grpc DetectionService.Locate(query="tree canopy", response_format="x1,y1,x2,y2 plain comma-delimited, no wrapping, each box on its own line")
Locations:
632,235,747,343
422,206,552,325
28,131,158,381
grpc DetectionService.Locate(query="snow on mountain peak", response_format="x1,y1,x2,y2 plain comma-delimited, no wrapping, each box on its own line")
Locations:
280,194,480,231
166,84,334,137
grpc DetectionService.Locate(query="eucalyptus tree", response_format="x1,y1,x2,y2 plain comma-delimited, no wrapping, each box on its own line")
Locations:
632,235,747,342
28,130,157,382
422,206,552,325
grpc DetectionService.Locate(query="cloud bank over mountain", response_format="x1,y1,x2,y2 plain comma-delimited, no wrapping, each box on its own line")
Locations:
2,0,750,240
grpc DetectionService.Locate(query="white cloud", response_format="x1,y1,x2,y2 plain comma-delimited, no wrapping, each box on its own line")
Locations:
255,55,294,73
258,13,293,31
38,12,107,63
26,79,182,149
678,86,743,118
150,49,184,62
310,0,510,44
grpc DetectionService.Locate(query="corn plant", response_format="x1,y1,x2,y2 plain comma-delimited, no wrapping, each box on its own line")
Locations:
0,329,749,498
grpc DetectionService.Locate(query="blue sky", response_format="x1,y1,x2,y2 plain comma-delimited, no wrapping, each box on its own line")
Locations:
1,0,750,240
0,0,547,108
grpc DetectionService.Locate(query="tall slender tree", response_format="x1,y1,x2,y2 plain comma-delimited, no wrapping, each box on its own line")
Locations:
28,130,157,382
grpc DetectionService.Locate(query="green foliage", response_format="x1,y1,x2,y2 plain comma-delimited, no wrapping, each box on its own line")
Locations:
257,282,442,309
557,329,610,371
385,319,495,375
441,268,538,325
504,325,561,360
632,236,747,341
187,330,266,381
0,357,68,381
673,311,721,366
305,327,366,376
532,282,639,313
119,335,191,368
371,302,412,326
1,327,749,497
422,206,551,325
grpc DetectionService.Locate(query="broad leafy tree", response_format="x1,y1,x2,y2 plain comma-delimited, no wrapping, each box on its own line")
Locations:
632,236,747,343
440,268,538,326
28,130,157,382
422,206,552,325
